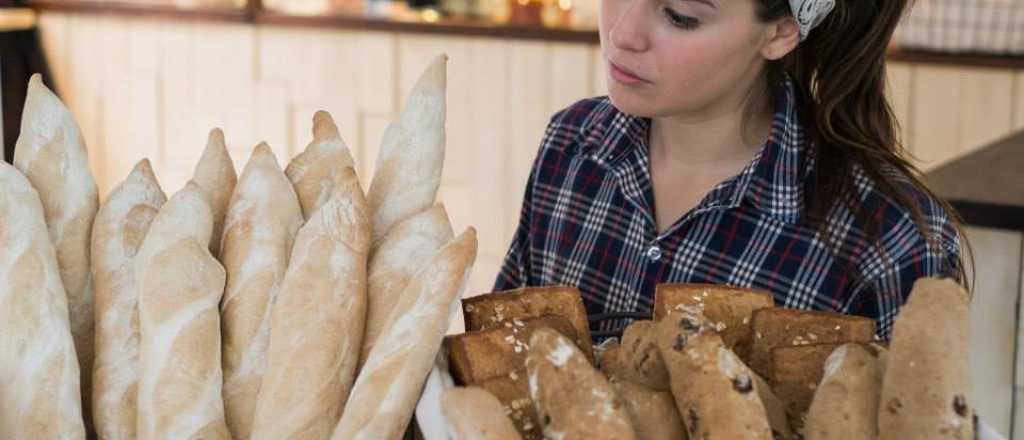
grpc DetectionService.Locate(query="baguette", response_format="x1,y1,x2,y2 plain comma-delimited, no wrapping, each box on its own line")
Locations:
361,204,453,366
366,54,447,244
878,278,973,440
191,128,237,258
285,111,357,220
804,343,884,440
441,387,523,440
250,167,369,440
221,143,304,440
90,159,166,440
136,181,229,440
0,162,86,439
331,227,477,440
526,328,636,440
14,74,99,430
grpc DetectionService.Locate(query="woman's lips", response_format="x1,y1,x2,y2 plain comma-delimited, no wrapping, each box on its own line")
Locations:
609,61,649,86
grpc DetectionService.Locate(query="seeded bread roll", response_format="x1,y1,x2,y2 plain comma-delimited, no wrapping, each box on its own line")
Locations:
749,308,875,381
463,286,594,363
655,311,772,440
654,283,774,360
447,315,578,386
611,379,686,440
804,344,884,440
441,387,523,440
613,320,670,391
879,278,973,440
526,328,636,440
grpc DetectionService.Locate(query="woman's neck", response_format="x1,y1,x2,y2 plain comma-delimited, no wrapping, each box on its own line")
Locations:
649,84,775,168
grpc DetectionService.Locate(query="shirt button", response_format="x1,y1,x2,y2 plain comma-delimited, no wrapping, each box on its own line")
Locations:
647,245,663,262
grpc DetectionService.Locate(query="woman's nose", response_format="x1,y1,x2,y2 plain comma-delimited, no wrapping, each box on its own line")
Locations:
609,1,650,52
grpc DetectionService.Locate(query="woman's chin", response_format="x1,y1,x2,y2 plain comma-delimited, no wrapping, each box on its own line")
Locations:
607,87,658,118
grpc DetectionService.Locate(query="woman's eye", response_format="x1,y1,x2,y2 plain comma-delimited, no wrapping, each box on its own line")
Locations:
663,7,700,30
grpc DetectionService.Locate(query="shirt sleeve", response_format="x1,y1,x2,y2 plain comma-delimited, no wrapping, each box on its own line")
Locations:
493,163,537,292
853,220,963,340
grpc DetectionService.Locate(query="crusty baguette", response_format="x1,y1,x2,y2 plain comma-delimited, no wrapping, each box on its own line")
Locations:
526,328,636,440
654,283,774,360
90,159,166,440
13,74,99,431
749,308,875,381
878,278,973,440
611,380,685,440
0,162,86,440
361,204,453,366
220,143,304,440
250,167,369,440
463,286,595,363
366,54,447,244
191,128,237,258
441,387,523,440
655,311,772,440
804,343,884,440
332,228,477,440
136,181,229,440
447,314,578,386
285,111,357,220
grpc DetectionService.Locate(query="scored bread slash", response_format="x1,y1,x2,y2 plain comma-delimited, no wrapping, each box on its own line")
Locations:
447,315,579,386
463,286,595,363
654,283,774,361
748,308,875,381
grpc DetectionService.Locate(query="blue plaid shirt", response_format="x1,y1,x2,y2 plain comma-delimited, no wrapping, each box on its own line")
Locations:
494,77,961,340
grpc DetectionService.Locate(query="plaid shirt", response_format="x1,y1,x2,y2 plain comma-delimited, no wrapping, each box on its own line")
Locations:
494,77,961,340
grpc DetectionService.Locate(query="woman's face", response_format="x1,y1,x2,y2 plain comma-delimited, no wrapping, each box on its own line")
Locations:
599,0,783,118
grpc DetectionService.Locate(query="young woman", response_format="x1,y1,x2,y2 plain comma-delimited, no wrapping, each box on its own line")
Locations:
494,0,968,340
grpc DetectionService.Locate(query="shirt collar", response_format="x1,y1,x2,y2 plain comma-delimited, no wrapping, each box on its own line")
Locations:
584,76,810,225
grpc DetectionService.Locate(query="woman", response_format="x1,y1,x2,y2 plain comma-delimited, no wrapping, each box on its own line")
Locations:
494,0,967,340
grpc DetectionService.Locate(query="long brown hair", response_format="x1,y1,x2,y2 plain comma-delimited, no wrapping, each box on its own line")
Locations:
754,0,973,290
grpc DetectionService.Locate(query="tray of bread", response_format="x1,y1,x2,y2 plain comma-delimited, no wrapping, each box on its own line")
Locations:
432,280,986,440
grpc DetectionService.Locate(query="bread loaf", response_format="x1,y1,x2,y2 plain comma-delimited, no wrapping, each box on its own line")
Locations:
526,328,636,440
250,167,369,440
441,387,523,440
331,228,477,440
463,286,594,363
361,204,453,366
751,372,793,439
13,74,99,430
611,380,685,440
804,343,884,440
770,342,845,432
0,162,86,439
136,181,229,440
447,314,578,385
749,308,875,380
221,143,304,440
285,111,357,220
654,283,773,360
191,128,237,258
91,159,166,440
878,278,973,440
366,55,447,244
655,311,772,440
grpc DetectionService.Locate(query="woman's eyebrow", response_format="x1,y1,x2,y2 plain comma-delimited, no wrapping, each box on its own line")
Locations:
688,0,717,9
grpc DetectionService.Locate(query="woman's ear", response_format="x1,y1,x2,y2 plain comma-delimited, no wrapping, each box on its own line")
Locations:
761,17,801,60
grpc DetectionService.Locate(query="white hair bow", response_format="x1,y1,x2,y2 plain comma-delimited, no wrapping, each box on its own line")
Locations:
790,0,836,41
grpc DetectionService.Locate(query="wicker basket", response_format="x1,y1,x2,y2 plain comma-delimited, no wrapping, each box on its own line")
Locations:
893,0,1024,55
